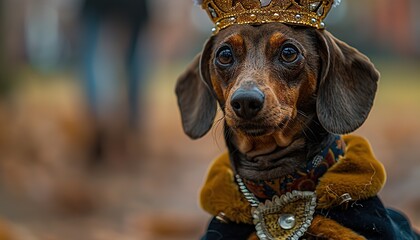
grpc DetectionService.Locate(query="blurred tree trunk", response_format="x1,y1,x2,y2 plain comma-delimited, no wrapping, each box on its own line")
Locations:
0,0,11,97
0,0,5,95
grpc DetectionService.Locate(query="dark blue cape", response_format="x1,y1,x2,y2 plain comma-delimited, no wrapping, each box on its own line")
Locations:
201,197,419,240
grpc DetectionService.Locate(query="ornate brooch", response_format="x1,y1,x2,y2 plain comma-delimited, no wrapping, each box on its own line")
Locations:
236,175,317,240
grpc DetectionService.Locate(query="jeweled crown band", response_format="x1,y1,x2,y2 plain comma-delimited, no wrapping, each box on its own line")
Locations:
198,0,337,34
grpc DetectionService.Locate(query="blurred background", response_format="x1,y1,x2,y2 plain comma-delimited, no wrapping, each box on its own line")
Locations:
0,0,419,239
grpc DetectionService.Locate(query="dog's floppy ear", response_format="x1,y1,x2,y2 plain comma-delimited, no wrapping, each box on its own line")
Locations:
175,38,217,139
316,30,379,134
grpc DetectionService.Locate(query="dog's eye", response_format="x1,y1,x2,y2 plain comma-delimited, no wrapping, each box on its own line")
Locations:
216,46,234,66
280,45,299,63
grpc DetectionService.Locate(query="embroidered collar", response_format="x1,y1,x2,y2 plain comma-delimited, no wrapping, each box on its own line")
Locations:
199,135,386,229
237,135,346,202
233,135,346,239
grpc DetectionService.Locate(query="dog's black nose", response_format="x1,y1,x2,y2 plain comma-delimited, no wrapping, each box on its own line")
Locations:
230,88,264,120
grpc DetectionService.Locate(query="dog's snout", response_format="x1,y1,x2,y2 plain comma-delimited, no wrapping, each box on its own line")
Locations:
230,88,265,120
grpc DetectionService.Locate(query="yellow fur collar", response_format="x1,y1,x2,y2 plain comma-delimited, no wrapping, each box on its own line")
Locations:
200,135,386,224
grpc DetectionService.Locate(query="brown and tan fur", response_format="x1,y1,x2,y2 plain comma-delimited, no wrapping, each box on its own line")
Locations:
176,23,378,183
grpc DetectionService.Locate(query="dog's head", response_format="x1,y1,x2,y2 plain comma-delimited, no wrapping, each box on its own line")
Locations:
176,23,379,154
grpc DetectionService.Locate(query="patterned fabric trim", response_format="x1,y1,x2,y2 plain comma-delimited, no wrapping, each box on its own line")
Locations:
240,135,345,201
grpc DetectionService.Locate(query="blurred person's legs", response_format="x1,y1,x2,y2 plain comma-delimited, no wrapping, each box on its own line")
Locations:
82,12,121,124
81,9,149,165
125,0,150,130
126,20,145,129
82,11,103,163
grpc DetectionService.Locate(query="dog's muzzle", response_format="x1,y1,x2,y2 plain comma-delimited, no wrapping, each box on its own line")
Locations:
230,87,265,120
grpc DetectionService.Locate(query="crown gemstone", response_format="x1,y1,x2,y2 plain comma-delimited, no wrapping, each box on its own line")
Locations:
317,6,324,16
320,22,325,28
250,13,257,20
309,2,321,11
311,18,317,24
208,5,218,18
273,13,280,19
230,17,236,22
295,14,302,20
260,0,271,7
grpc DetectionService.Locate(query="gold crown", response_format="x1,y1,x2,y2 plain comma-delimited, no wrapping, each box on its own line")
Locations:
198,0,337,34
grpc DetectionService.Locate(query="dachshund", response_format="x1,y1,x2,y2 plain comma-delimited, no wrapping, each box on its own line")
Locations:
177,23,378,181
176,23,419,239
